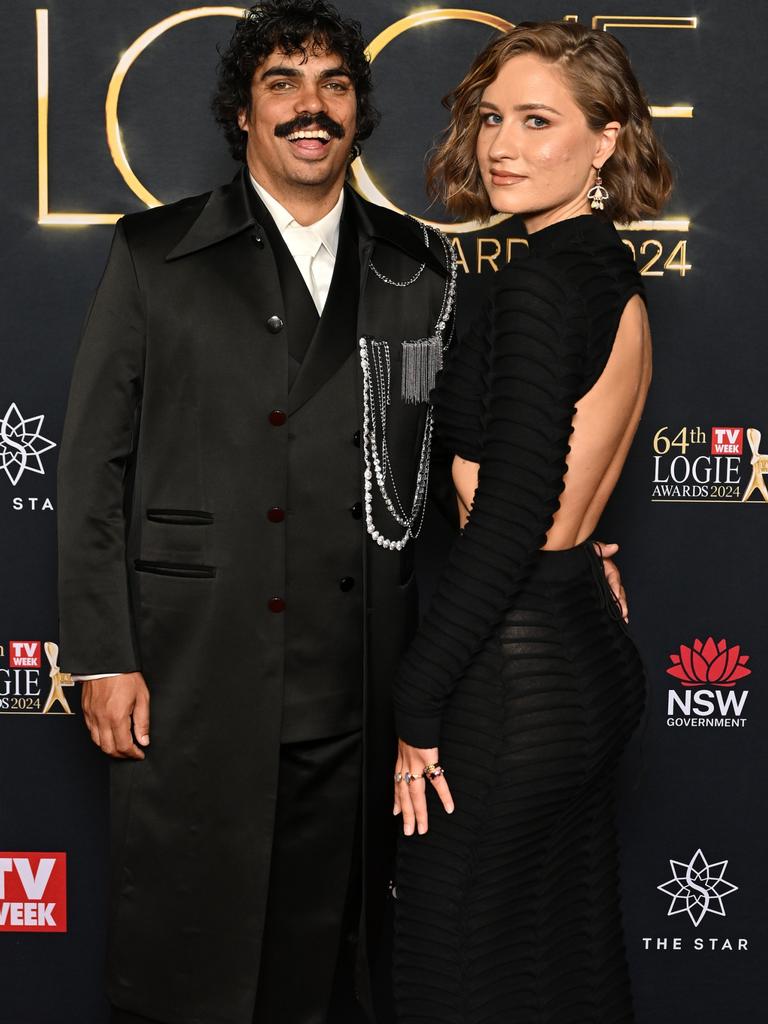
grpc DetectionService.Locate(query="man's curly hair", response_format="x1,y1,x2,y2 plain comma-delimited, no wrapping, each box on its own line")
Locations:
213,0,380,162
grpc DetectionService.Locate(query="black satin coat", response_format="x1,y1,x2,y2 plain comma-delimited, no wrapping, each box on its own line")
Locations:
57,168,451,1023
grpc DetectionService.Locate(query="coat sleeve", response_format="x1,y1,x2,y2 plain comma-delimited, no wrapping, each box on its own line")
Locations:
57,219,145,675
394,261,585,747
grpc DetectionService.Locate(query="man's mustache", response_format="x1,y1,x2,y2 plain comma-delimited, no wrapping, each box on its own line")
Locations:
274,112,345,139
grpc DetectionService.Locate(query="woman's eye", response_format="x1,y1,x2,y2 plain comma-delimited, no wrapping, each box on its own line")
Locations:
481,112,502,126
525,115,549,129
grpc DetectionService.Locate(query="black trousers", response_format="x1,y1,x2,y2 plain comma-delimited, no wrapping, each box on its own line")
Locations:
112,729,366,1024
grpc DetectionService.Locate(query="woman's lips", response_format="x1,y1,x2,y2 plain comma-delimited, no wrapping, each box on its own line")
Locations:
490,171,527,186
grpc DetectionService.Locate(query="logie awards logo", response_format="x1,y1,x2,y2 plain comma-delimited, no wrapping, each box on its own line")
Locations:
651,425,768,502
0,641,75,716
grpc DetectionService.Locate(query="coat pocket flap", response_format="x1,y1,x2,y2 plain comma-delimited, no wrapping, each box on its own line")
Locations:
146,509,214,526
134,559,216,579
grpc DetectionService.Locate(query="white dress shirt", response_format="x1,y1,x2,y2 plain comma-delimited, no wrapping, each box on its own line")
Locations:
251,175,343,314
75,179,345,682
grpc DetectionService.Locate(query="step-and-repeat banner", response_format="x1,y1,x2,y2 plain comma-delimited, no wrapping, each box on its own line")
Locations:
2,2,766,1021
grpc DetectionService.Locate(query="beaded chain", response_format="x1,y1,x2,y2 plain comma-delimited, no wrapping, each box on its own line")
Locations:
368,217,430,288
359,224,457,551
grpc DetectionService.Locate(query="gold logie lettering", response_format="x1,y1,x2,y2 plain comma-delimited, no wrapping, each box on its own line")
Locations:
506,238,529,263
476,237,501,272
36,7,696,232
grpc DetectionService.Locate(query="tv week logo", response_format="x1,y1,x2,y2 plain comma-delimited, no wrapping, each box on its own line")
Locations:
0,853,66,932
9,641,41,668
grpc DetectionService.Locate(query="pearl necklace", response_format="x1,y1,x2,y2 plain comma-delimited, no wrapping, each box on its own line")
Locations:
359,225,457,551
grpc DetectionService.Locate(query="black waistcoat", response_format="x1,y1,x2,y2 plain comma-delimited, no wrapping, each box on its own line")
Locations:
254,192,319,382
256,193,364,741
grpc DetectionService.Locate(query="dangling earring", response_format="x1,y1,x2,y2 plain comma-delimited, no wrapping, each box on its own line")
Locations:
587,166,609,210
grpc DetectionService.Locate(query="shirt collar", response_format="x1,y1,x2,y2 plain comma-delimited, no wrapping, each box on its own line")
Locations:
250,174,344,258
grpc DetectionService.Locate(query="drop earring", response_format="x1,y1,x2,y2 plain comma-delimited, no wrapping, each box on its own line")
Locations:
587,167,609,211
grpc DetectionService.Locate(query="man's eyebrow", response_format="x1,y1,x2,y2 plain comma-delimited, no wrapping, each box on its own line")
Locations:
260,65,352,81
318,66,351,79
261,66,301,80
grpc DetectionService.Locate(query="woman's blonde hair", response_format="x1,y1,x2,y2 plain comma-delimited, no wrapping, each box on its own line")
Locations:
427,20,673,224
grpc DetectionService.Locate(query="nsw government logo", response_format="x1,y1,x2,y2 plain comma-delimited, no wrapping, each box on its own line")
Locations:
665,636,751,728
0,853,67,932
642,849,746,953
651,424,768,502
0,641,74,715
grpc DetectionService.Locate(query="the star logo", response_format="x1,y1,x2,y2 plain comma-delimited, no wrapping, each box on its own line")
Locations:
657,848,738,927
0,402,56,486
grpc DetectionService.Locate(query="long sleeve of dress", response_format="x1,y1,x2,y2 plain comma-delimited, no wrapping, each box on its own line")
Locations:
434,297,493,463
394,260,587,748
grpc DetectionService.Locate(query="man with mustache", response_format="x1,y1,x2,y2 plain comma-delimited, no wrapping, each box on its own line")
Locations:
57,2,454,1023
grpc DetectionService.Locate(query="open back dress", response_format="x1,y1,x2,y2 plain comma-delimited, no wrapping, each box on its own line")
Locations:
393,214,647,1024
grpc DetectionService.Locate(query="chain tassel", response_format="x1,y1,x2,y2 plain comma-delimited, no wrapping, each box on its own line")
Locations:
401,336,444,405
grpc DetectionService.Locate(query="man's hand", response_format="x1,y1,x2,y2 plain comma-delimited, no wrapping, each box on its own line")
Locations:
81,673,150,759
593,540,628,622
394,739,454,836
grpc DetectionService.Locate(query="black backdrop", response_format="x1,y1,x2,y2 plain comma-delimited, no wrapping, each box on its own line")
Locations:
2,3,766,1022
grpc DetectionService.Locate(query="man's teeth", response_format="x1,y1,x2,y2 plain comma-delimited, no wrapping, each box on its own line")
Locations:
286,130,332,141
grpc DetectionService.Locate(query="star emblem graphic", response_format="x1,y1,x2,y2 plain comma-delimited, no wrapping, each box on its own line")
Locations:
0,402,57,486
657,848,738,927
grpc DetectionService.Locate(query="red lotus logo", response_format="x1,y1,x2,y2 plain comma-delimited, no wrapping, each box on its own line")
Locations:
667,637,751,687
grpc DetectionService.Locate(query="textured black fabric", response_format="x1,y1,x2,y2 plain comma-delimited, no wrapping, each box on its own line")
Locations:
392,215,646,1023
394,215,645,746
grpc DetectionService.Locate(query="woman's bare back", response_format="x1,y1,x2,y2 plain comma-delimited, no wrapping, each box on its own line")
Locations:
453,293,651,545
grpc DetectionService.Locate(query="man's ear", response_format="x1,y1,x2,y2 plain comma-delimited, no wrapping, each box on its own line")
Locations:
237,109,249,133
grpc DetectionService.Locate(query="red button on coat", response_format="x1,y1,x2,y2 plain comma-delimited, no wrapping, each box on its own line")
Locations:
267,507,285,523
268,597,286,613
269,410,287,426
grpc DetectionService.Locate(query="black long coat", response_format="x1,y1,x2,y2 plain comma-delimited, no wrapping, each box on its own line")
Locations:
57,169,451,1023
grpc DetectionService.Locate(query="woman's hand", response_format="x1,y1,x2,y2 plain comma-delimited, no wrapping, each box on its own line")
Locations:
394,739,454,835
593,540,628,622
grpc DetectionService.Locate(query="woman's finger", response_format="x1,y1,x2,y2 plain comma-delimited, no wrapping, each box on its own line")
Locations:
409,778,429,835
430,773,455,815
399,780,416,836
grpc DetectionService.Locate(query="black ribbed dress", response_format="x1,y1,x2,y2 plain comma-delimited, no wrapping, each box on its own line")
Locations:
393,214,646,1024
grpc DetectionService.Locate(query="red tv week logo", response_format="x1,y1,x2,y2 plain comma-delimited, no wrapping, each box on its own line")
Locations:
9,641,41,668
0,853,66,932
711,427,743,456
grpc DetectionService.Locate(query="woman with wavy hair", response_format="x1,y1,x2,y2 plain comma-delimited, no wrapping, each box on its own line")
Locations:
391,21,671,1023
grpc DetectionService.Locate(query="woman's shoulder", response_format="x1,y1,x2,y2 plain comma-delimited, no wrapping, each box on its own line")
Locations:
491,253,582,323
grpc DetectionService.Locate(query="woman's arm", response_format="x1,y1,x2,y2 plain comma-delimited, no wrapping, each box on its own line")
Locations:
394,261,585,748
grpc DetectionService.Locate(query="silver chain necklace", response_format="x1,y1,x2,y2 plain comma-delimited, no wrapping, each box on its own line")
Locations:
359,225,457,550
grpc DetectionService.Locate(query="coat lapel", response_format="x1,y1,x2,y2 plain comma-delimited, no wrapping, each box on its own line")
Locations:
165,168,262,260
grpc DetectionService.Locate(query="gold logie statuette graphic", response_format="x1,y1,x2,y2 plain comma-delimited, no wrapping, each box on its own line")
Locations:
742,428,768,503
36,6,694,234
42,642,74,715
